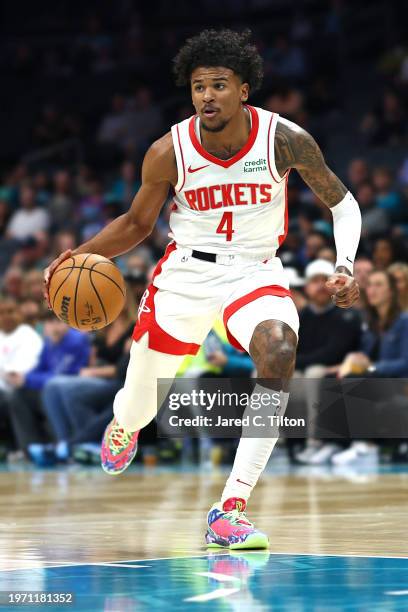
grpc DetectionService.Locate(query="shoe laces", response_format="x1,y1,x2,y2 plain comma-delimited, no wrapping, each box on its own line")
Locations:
224,509,253,528
109,422,133,453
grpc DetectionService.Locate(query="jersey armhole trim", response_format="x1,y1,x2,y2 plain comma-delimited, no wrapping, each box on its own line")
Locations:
171,124,186,191
267,113,289,184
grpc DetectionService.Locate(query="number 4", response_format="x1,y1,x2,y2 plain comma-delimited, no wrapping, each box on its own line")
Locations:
216,211,234,241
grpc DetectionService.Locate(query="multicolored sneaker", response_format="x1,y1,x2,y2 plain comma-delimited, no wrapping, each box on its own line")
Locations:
205,497,269,550
101,418,139,475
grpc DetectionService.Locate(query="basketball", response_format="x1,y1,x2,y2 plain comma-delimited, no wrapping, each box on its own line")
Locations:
49,253,126,331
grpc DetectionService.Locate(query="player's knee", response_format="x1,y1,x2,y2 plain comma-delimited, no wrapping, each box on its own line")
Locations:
254,338,296,377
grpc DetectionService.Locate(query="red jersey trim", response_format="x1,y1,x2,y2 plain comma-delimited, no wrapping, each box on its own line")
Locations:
133,284,200,355
267,113,289,184
278,170,291,247
223,285,292,352
175,125,186,191
188,105,259,169
133,242,200,355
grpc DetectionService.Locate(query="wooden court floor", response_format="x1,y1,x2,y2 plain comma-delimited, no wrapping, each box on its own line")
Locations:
0,466,407,572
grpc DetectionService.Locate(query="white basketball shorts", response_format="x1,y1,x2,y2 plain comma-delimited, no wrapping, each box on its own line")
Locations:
133,242,299,355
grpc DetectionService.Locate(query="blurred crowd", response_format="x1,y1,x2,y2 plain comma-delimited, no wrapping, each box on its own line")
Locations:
1,1,408,469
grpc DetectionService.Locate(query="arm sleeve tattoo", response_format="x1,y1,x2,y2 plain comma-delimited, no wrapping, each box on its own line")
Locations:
274,118,348,207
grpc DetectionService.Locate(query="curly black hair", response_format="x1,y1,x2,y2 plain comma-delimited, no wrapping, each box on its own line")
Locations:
173,29,263,93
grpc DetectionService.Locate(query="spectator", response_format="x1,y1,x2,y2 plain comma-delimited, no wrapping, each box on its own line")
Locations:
0,296,43,455
372,166,404,222
98,94,130,148
0,296,43,393
6,186,50,240
388,262,408,310
6,313,90,462
332,270,408,465
23,269,46,303
348,159,370,192
2,267,24,300
358,182,390,238
294,259,361,464
299,231,329,268
41,288,135,462
48,170,75,231
372,237,397,270
109,161,140,209
125,86,163,153
338,270,408,378
353,256,374,310
77,179,106,241
361,90,406,147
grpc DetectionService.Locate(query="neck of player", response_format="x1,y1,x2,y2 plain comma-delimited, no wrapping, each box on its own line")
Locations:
200,105,250,159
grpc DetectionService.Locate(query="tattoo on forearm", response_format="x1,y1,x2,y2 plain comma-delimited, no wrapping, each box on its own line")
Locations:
274,120,348,207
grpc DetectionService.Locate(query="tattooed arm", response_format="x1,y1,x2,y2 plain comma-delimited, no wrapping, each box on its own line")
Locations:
274,117,348,206
274,117,360,307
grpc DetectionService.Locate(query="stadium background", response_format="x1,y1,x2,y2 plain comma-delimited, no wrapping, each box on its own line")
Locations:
1,0,408,467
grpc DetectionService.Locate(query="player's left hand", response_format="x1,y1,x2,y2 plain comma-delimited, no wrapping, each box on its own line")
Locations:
326,273,359,308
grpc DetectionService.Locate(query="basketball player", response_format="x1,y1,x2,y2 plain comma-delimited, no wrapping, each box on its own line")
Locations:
45,30,361,549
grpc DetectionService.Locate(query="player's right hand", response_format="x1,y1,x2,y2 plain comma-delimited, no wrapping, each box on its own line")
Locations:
43,249,73,309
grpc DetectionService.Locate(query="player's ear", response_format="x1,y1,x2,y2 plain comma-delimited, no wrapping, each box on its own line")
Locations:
240,83,249,103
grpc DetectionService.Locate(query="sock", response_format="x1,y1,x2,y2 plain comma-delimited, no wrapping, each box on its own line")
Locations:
113,335,186,432
221,385,289,504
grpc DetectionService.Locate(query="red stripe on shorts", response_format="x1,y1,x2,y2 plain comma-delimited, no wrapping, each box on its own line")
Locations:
133,242,200,355
223,285,292,352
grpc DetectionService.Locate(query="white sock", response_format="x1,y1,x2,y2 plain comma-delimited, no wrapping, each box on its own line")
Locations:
113,335,185,432
221,385,289,504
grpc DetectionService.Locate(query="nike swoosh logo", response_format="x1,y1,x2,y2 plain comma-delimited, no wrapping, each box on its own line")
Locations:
236,479,251,487
346,257,353,263
188,164,210,173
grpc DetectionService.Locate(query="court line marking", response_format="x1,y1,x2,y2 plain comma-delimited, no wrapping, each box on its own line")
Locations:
98,563,151,568
1,550,408,573
195,571,241,583
184,587,241,602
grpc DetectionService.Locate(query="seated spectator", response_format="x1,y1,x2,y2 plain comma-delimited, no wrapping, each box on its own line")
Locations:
317,246,336,264
331,269,408,465
23,269,46,303
358,181,390,238
353,256,374,310
50,230,77,262
6,185,50,241
0,295,43,455
372,166,405,222
388,262,408,310
2,266,24,300
347,158,371,192
361,90,406,147
372,236,398,270
41,287,135,462
0,296,43,390
77,179,106,241
109,161,140,210
48,170,75,231
338,270,408,378
6,313,90,464
293,260,361,464
97,94,130,149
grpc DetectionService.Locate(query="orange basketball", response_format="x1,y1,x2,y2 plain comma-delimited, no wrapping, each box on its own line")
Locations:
49,253,126,331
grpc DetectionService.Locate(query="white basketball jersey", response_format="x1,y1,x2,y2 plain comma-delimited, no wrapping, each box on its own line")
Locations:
170,105,289,261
